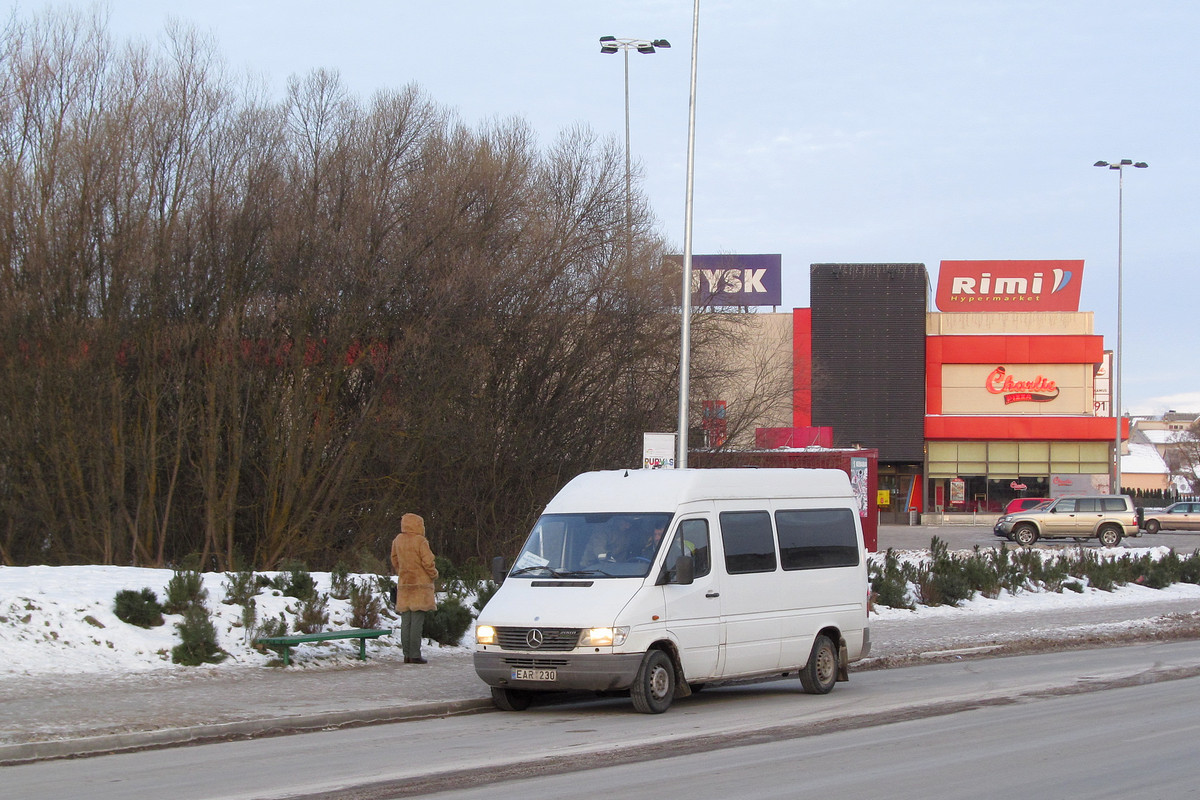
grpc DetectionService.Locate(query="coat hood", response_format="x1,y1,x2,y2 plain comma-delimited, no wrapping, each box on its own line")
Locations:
401,513,425,536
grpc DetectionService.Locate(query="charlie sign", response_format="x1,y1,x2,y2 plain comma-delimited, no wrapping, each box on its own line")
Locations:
666,254,783,307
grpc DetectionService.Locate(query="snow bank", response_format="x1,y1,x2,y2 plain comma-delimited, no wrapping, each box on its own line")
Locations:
0,566,473,677
3,547,1199,678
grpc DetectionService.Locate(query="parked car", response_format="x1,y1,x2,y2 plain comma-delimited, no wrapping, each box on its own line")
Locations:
1141,501,1200,534
993,495,1140,547
1003,497,1052,514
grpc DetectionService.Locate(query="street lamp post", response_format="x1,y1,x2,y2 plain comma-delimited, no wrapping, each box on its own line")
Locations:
600,35,671,462
677,1,700,468
599,36,670,267
1094,159,1148,495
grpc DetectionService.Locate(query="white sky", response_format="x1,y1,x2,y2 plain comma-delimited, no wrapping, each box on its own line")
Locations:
9,0,1199,416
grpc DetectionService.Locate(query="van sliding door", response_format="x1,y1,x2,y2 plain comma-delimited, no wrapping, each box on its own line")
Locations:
718,510,783,675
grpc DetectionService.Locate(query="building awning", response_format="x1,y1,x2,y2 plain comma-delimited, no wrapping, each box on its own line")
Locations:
925,416,1128,441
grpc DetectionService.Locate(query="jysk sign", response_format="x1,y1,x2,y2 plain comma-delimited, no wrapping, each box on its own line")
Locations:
666,254,782,307
935,260,1084,312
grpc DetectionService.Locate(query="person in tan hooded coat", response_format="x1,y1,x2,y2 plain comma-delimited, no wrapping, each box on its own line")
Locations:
390,513,439,664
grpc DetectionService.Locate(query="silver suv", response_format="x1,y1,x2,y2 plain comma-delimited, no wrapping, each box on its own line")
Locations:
993,495,1139,547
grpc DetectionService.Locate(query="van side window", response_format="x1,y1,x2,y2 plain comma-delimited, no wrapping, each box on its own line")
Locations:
1056,499,1076,513
1101,498,1127,512
1076,499,1098,512
775,508,860,570
667,519,711,578
720,511,776,574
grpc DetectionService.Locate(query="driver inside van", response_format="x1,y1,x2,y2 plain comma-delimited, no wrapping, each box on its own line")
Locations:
638,520,667,561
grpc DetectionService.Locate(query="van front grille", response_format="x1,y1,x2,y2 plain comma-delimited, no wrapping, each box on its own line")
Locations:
495,627,580,651
501,657,570,668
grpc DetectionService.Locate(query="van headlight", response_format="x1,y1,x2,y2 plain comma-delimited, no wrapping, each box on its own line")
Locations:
476,625,496,645
578,626,629,647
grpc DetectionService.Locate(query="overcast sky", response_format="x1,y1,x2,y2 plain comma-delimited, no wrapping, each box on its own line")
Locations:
11,0,1199,416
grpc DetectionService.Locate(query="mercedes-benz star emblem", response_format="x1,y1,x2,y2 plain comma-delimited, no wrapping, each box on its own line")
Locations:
525,629,544,649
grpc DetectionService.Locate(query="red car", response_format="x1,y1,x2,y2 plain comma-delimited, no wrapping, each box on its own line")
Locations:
1003,497,1051,514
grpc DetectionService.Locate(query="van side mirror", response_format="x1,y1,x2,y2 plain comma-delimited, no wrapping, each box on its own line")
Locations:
491,556,507,585
672,554,694,586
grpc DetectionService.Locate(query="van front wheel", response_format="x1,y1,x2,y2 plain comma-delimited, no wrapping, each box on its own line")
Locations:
631,650,675,714
800,634,838,694
491,687,532,711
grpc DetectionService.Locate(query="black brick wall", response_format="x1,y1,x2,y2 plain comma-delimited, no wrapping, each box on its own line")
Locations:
810,263,928,462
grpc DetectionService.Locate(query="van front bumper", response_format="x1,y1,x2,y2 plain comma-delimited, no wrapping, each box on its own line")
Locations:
474,650,644,692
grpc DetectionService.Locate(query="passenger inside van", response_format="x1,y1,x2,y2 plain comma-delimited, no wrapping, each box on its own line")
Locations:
583,516,638,563
665,519,711,579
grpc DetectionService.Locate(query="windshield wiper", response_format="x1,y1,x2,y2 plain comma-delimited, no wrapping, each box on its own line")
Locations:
509,566,618,578
509,565,567,578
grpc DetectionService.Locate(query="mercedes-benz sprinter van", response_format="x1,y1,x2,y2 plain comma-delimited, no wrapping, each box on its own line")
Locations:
474,468,870,713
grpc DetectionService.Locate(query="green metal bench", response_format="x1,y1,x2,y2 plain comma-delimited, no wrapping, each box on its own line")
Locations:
254,628,393,666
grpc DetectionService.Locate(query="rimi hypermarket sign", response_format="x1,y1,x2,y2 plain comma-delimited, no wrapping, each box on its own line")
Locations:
935,260,1084,312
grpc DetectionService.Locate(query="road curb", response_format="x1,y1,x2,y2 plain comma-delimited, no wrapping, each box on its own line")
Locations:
0,697,496,766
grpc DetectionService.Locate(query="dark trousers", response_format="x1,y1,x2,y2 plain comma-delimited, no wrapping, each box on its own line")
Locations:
400,610,426,659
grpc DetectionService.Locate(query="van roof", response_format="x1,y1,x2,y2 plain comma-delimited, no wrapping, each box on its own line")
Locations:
544,468,855,514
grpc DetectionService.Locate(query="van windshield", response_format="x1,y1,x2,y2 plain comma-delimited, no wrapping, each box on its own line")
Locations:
509,512,674,579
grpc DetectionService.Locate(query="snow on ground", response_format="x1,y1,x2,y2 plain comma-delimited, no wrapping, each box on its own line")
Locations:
2,545,1199,678
868,569,1200,621
870,544,1200,619
0,566,474,678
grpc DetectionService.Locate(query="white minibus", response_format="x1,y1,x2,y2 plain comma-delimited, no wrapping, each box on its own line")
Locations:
474,468,871,713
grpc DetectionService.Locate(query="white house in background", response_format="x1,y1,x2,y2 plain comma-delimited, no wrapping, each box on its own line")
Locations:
1131,413,1198,494
1120,437,1170,492
1170,471,1197,496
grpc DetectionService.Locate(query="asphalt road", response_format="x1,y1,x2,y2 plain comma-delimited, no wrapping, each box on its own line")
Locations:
424,674,1200,800
6,640,1200,800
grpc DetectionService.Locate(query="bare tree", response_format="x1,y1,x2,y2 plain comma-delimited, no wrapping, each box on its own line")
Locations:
688,312,794,450
0,9,784,569
1171,420,1200,495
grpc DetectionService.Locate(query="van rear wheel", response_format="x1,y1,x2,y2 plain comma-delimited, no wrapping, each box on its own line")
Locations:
1097,526,1123,547
631,649,675,714
799,634,838,694
491,687,532,711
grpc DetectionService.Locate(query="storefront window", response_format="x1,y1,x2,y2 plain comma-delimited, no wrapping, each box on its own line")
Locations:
929,476,1049,513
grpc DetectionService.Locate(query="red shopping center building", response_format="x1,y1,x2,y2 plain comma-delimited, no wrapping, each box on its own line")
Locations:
758,259,1124,522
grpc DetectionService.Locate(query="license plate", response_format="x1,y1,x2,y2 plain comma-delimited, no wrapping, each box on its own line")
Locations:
511,667,557,682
